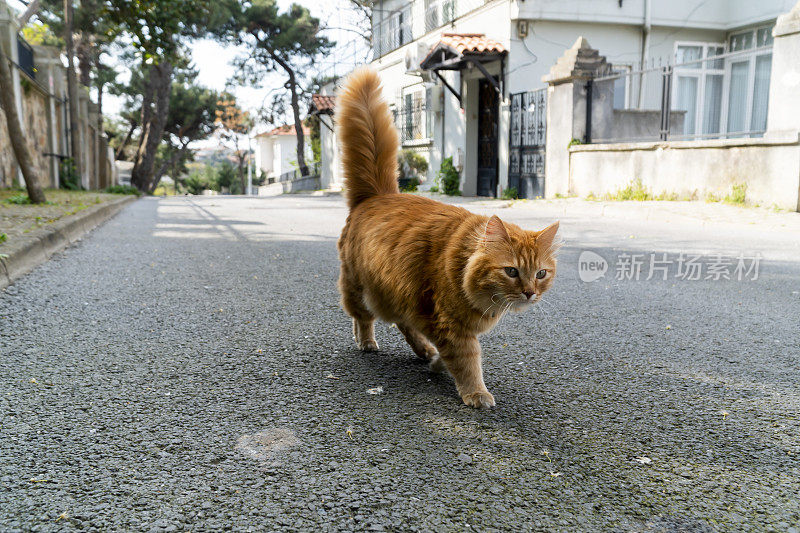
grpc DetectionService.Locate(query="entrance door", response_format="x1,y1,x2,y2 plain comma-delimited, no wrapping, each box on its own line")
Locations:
477,79,499,197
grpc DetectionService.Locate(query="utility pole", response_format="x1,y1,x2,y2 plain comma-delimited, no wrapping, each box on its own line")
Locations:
247,133,252,196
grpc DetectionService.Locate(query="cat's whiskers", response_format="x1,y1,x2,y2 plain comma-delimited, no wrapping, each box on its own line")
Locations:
480,293,507,321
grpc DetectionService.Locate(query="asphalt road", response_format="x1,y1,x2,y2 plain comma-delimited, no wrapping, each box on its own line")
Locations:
2,194,799,532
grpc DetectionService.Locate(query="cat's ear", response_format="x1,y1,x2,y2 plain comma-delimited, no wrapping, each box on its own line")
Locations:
483,215,510,246
536,221,560,252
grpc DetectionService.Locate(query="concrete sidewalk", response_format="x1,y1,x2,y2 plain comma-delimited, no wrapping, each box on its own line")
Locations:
416,193,800,233
0,195,136,289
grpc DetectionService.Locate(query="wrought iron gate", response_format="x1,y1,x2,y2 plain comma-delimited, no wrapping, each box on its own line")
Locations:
509,88,547,199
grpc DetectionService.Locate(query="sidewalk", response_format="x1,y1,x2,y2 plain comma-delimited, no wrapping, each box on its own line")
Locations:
1,192,137,289
415,193,800,234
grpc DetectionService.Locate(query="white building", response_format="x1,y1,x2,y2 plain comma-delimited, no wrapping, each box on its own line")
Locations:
366,0,796,198
252,124,312,181
308,92,342,190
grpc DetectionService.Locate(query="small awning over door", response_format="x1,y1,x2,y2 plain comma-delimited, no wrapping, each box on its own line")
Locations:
419,33,507,103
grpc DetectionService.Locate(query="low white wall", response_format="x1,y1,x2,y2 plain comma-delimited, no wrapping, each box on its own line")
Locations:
568,135,800,211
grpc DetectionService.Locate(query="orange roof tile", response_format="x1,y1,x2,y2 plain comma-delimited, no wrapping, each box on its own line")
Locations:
311,94,336,113
439,33,506,55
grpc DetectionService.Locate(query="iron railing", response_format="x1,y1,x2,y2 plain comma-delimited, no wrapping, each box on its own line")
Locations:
394,98,431,145
587,45,773,144
17,36,35,79
277,162,320,183
373,0,489,58
374,5,413,57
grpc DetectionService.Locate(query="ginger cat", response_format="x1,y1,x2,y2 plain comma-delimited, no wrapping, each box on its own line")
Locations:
336,68,560,408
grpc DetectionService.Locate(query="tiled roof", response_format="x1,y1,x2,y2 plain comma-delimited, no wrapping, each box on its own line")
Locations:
438,33,506,55
256,124,311,137
311,94,336,113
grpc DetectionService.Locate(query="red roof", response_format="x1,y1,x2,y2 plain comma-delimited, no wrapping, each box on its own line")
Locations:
311,94,336,113
438,33,506,55
256,124,311,137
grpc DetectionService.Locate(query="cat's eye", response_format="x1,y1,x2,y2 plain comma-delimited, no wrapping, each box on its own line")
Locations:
504,267,519,278
536,269,547,279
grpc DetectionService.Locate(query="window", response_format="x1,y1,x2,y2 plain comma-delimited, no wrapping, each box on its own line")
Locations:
423,0,456,33
673,43,725,138
727,25,773,135
673,27,773,139
375,5,413,56
396,86,433,145
610,65,632,110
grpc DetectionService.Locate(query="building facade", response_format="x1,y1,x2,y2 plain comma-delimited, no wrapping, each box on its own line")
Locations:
369,0,796,198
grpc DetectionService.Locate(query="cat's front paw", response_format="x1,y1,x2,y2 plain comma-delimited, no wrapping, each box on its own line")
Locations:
359,339,379,352
429,355,446,373
461,390,495,408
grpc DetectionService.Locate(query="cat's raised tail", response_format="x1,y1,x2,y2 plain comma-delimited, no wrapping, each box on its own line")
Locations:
337,67,399,210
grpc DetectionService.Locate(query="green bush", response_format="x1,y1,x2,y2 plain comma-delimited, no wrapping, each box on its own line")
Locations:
724,183,747,205
607,178,651,201
398,150,428,193
59,158,82,190
5,194,31,205
215,161,240,193
437,156,460,196
184,171,211,195
400,177,420,192
398,149,428,178
501,187,518,200
104,185,141,196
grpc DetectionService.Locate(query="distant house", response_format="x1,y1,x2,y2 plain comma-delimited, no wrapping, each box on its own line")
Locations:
252,124,312,181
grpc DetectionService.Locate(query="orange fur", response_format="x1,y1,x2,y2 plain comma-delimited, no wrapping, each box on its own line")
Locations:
336,68,561,408
336,67,400,210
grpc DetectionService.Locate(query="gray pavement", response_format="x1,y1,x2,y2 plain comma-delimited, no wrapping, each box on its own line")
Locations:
1,195,799,532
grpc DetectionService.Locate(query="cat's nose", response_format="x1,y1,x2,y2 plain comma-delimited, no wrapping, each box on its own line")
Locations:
522,289,535,300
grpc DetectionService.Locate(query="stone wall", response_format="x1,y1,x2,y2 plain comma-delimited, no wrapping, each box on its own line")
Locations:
1,5,110,192
22,82,51,184
569,136,800,210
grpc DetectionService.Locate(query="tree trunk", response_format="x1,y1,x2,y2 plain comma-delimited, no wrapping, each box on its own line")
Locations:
115,120,136,161
150,142,189,194
64,0,83,185
0,38,46,203
76,37,92,87
270,52,308,177
237,155,246,194
131,61,173,192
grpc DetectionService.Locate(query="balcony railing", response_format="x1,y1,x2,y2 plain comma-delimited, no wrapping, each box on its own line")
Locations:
373,0,489,58
17,36,35,79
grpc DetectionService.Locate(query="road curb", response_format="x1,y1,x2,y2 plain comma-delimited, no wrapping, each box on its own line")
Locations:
0,195,137,290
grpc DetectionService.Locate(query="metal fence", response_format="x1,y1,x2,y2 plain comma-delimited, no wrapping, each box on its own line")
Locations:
374,5,413,58
587,45,773,143
509,88,547,198
17,36,35,79
277,162,321,183
374,0,489,58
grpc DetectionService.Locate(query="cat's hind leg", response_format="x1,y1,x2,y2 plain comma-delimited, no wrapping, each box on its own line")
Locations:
339,273,379,352
396,323,438,361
